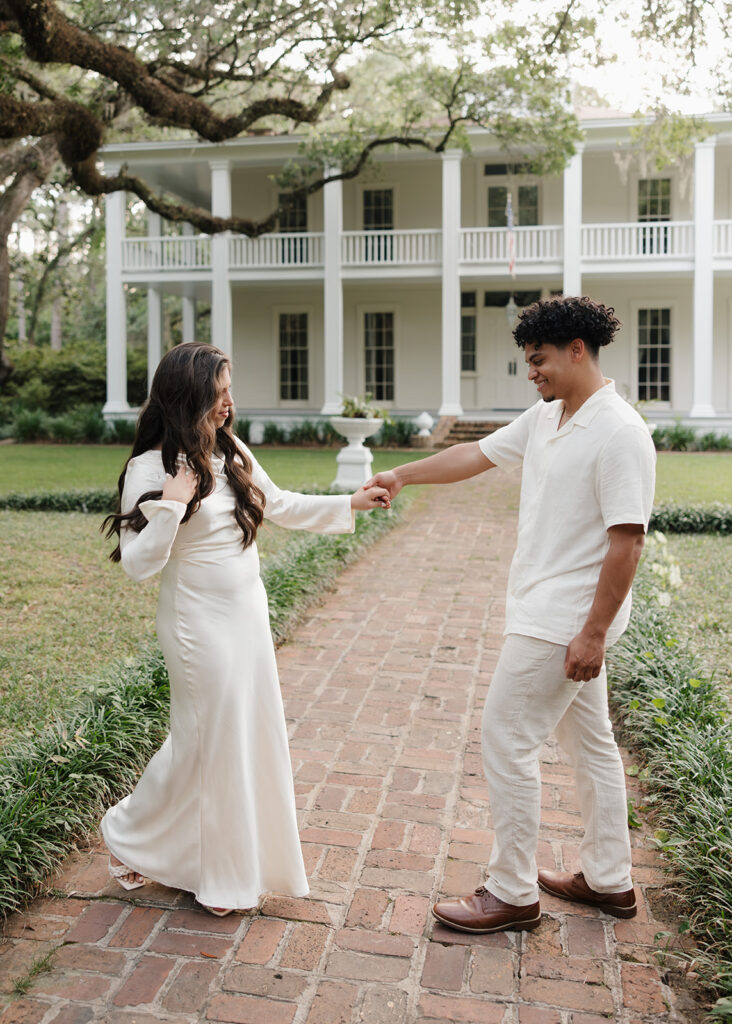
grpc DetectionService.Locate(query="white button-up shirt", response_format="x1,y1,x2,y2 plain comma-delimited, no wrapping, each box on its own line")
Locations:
478,380,656,647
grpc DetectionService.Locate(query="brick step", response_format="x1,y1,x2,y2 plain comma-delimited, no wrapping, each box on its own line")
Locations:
435,421,505,447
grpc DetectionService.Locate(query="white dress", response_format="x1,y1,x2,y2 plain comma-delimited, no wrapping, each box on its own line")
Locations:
101,443,353,909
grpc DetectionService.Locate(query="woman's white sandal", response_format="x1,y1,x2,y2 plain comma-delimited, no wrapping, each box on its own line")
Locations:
108,857,145,891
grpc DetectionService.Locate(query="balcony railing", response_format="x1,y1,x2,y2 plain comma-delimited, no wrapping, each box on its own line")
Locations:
122,236,211,271
714,220,732,257
341,229,441,266
582,222,694,260
460,226,562,264
229,232,324,268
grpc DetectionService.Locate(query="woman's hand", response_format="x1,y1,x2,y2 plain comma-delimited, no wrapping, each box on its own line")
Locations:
350,485,391,511
163,463,198,505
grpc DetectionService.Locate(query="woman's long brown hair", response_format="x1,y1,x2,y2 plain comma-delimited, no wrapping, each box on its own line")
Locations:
102,343,265,562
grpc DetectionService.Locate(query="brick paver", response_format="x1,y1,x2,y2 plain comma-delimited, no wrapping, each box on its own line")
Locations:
0,473,696,1022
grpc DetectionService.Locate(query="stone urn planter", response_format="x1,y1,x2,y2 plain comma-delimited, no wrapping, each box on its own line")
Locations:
330,416,383,491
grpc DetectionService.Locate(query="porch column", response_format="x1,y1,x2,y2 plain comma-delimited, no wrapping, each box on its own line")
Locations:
690,138,716,417
182,225,197,344
562,145,584,296
146,210,163,393
210,161,232,359
321,166,344,414
103,168,130,415
182,292,197,344
439,149,463,416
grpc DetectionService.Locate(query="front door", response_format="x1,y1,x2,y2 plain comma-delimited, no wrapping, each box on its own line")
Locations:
485,309,535,410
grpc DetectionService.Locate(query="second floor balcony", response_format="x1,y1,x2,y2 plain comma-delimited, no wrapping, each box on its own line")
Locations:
120,220,732,277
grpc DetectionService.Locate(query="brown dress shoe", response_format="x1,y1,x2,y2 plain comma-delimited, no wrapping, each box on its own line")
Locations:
538,869,637,919
432,886,541,934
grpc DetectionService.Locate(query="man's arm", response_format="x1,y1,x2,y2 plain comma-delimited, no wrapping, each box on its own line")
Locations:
565,523,646,682
365,442,495,499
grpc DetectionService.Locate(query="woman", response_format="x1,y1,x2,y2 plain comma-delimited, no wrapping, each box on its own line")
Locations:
101,342,390,915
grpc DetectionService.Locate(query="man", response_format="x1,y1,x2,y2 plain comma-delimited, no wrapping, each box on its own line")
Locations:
366,296,656,933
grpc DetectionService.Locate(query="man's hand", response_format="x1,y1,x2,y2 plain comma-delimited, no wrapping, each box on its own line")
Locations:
564,627,606,682
363,470,403,500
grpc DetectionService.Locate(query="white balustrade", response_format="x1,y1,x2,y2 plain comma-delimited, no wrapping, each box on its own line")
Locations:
460,226,562,263
229,232,324,268
122,235,211,271
714,221,732,257
341,230,441,266
582,222,694,260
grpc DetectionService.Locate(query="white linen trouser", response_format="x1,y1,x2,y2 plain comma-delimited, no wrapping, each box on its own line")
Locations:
482,633,633,907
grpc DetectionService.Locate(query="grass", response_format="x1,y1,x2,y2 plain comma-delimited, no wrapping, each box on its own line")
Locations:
0,444,428,495
654,452,732,506
0,510,299,747
662,534,732,698
608,550,732,1014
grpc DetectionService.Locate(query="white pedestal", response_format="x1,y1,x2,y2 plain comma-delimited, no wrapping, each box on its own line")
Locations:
330,417,382,491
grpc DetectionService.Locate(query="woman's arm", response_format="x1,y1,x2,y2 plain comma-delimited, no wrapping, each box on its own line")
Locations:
119,462,196,581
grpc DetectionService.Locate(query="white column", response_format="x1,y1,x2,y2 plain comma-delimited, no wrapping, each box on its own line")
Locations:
146,210,163,393
147,286,163,392
439,149,463,416
210,161,232,359
182,292,196,344
321,167,344,414
103,169,130,415
562,145,584,296
690,138,716,418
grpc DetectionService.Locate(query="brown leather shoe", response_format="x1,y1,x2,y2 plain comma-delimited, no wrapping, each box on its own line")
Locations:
538,869,637,919
432,886,541,934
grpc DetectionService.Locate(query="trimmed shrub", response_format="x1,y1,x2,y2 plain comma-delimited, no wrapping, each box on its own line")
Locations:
369,417,415,448
0,489,117,512
234,418,251,444
653,421,698,451
287,419,324,445
105,418,137,444
698,431,732,452
262,422,288,444
650,503,732,534
12,408,51,442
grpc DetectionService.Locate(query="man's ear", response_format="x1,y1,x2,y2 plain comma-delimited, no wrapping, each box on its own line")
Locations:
569,337,585,362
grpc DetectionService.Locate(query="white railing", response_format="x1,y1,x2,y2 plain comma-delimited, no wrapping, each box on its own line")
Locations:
341,230,441,266
122,236,211,271
582,222,694,260
714,220,732,257
460,226,562,264
229,232,324,268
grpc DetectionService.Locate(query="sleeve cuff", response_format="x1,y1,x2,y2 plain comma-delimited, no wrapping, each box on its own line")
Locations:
139,498,188,523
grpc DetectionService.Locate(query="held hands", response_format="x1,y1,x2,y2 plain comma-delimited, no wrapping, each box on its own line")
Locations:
564,627,607,682
363,470,402,500
162,463,198,506
350,484,392,511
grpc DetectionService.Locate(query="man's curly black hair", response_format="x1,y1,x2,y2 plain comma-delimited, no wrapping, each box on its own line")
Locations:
513,296,621,355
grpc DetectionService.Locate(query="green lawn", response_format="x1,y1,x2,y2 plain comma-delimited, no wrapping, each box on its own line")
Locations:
0,444,428,495
1,445,729,504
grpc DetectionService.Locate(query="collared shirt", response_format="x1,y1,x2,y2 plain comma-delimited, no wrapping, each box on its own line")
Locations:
478,380,656,646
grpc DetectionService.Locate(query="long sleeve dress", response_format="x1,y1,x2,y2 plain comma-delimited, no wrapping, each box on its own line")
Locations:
101,443,354,909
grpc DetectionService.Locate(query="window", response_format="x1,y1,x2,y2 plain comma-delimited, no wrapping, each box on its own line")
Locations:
484,162,532,176
278,192,308,264
363,189,394,261
461,292,477,373
484,290,541,308
363,189,393,230
638,179,671,254
487,185,539,227
364,312,394,401
279,313,308,400
638,308,671,402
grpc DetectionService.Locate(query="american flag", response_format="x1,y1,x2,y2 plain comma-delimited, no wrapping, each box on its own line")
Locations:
506,191,516,279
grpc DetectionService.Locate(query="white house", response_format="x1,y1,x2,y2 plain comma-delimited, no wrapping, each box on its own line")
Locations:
101,112,732,434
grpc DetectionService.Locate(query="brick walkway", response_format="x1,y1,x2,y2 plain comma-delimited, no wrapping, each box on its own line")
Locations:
0,472,695,1024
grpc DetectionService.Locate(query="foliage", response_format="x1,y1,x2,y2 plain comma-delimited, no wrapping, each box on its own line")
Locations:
608,551,732,1005
0,493,413,916
652,421,698,451
368,417,416,448
649,504,732,535
0,489,116,512
1,339,147,415
338,392,389,420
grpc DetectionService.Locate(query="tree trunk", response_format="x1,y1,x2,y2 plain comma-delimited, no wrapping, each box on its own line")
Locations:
0,136,58,383
16,271,26,342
